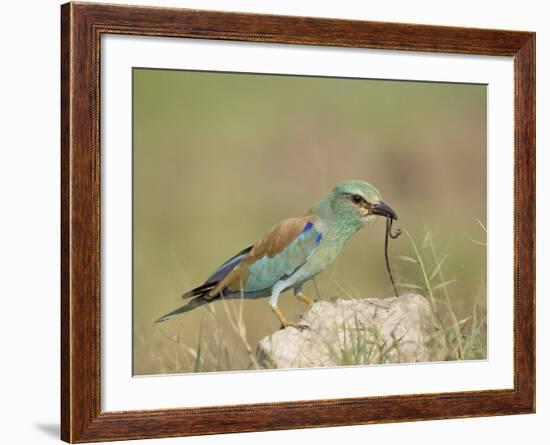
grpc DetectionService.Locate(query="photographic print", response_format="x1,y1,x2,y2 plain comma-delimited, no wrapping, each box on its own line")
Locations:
133,68,487,376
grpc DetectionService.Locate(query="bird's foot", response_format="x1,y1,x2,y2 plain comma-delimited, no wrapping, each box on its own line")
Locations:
272,304,310,330
280,322,310,331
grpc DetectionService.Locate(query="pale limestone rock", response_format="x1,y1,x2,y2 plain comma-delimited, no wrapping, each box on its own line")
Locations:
257,294,446,369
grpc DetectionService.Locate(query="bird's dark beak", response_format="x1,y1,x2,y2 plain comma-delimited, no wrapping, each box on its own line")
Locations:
371,201,398,220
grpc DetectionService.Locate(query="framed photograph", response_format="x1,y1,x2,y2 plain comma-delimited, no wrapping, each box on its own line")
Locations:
61,2,535,442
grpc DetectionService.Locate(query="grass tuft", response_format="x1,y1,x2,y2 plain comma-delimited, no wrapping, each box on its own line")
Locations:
393,226,487,360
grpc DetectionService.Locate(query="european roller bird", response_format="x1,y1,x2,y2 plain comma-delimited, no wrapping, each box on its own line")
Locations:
156,180,398,329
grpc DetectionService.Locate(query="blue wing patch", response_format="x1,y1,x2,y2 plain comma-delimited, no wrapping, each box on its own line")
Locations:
303,221,314,233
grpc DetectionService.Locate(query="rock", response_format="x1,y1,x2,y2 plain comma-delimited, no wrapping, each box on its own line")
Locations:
257,293,446,369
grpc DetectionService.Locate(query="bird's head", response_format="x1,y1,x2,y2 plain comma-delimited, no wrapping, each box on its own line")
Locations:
322,180,398,229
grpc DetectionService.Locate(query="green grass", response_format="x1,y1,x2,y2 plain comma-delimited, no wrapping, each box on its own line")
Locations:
326,317,405,366
393,223,487,361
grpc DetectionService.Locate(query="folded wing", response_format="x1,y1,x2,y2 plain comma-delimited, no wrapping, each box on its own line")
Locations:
212,216,322,295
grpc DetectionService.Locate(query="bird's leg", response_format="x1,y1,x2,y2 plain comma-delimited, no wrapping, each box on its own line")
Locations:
294,289,315,306
296,292,316,307
294,285,316,307
271,304,292,329
269,286,309,330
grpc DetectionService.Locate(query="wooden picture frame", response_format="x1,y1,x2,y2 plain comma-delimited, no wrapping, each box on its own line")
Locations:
61,2,535,442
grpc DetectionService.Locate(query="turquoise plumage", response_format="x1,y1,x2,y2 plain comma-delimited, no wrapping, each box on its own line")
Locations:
156,180,398,328
245,222,321,292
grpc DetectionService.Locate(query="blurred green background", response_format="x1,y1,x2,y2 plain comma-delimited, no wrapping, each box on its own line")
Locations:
133,68,487,375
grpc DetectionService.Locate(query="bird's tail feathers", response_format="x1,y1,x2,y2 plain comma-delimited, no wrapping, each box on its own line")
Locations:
181,281,218,299
155,294,217,323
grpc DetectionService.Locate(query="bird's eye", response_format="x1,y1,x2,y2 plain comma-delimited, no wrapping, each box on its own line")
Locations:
351,194,363,205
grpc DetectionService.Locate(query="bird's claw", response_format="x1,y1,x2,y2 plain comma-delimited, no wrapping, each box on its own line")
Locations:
280,323,310,331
